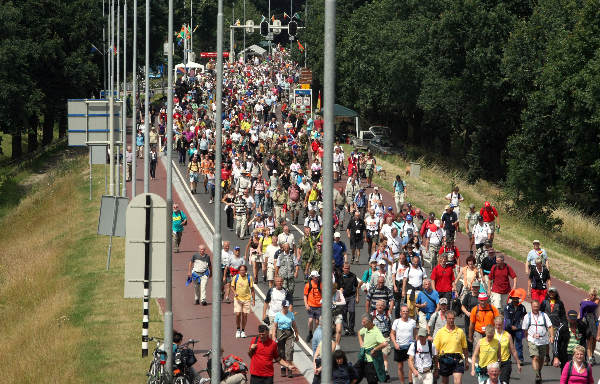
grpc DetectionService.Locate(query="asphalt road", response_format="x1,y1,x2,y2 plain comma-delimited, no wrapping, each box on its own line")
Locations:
169,156,598,384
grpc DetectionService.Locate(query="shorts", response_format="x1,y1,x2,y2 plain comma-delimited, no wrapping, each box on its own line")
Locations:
234,298,251,314
308,306,322,319
250,375,273,384
266,264,275,281
394,347,409,362
334,314,344,325
528,342,548,359
486,221,496,233
249,251,263,263
350,238,364,250
189,172,199,183
438,354,465,377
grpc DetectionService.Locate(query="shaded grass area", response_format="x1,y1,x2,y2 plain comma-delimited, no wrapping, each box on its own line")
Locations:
344,144,600,291
0,154,162,383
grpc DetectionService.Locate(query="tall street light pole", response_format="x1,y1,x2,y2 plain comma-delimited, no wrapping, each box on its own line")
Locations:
131,0,138,198
321,0,336,382
121,0,127,197
143,0,150,193
211,0,224,383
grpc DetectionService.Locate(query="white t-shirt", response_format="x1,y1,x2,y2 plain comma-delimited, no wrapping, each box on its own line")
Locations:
277,232,295,248
407,340,437,372
403,265,426,288
267,287,288,317
392,318,416,346
265,244,280,266
365,216,381,232
221,249,233,268
445,192,463,207
387,235,403,256
473,223,491,245
426,229,445,246
522,312,552,345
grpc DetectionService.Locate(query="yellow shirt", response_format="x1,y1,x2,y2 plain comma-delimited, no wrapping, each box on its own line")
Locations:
495,330,511,362
262,236,272,254
478,337,500,368
433,326,467,356
233,274,253,301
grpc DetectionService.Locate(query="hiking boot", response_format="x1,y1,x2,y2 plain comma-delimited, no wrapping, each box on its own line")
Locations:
281,367,286,377
201,300,207,306
194,299,200,305
307,330,313,342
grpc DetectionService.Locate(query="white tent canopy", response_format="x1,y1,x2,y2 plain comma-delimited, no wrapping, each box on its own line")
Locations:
175,61,204,72
238,44,267,58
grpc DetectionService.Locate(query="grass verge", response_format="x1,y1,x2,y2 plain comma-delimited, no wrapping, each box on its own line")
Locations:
0,152,162,383
343,144,600,291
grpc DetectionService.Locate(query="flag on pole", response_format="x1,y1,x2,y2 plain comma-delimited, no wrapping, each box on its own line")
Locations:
297,40,304,52
271,14,276,22
317,91,322,110
293,12,301,20
283,12,290,19
261,15,266,23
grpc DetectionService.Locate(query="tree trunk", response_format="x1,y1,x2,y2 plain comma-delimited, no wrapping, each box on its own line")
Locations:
42,107,55,146
58,113,67,138
11,131,22,159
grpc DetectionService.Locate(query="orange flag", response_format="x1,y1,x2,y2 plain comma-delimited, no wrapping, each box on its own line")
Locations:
297,40,304,52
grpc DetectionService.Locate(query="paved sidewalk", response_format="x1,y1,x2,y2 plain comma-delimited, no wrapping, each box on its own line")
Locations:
128,156,310,382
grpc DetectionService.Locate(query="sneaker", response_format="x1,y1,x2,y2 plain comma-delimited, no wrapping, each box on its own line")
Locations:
209,199,214,204
307,330,313,342
281,367,287,377
235,330,241,338
201,300,207,306
195,299,200,305
240,330,246,338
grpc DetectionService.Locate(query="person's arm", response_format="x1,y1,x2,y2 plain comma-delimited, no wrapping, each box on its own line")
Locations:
244,241,251,260
471,342,480,376
292,320,300,342
408,355,420,378
390,328,399,350
365,299,371,314
371,340,388,354
187,260,193,277
468,312,475,341
357,330,364,347
508,333,522,371
528,277,532,298
402,278,408,297
181,213,188,226
251,284,256,305
511,267,517,291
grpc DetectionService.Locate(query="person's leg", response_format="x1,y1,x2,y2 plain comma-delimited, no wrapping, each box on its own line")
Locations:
241,311,248,331
451,372,463,384
499,360,511,384
235,311,241,329
397,361,405,384
514,330,524,361
200,275,209,303
193,281,201,303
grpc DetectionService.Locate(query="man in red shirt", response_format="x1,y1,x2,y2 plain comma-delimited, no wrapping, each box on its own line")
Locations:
479,201,499,245
430,253,455,303
489,254,516,315
438,238,460,269
249,324,293,383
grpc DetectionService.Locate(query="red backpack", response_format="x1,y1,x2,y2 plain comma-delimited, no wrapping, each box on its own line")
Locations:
222,353,248,373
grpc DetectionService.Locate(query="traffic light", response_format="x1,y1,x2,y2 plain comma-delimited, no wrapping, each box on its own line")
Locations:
288,21,297,36
260,21,269,36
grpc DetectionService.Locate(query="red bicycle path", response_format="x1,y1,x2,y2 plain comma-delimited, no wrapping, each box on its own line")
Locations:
127,156,308,382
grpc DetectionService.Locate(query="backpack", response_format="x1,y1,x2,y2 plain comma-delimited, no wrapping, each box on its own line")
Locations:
527,312,547,329
307,279,322,296
222,353,248,373
565,360,590,382
412,339,433,360
233,274,252,290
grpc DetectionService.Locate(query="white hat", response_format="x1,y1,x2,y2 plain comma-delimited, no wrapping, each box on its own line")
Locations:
434,219,441,226
310,270,320,278
334,232,341,238
532,239,540,244
378,259,387,266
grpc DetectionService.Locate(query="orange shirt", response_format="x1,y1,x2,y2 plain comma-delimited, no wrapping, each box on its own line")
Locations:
304,280,322,308
470,304,499,334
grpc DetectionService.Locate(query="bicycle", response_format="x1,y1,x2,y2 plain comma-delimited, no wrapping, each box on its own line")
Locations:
147,336,169,384
172,339,201,384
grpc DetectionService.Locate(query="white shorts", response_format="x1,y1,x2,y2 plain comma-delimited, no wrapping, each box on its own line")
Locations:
267,264,275,281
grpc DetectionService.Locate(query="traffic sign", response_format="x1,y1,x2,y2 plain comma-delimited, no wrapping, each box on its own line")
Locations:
124,193,168,298
299,68,312,84
246,20,254,34
293,88,313,117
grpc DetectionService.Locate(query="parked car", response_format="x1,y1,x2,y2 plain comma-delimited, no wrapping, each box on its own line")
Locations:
368,137,405,157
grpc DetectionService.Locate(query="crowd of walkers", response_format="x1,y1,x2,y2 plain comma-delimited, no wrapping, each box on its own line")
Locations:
134,46,599,384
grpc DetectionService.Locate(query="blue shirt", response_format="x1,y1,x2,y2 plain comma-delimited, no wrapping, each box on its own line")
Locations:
394,180,406,193
312,326,323,354
416,289,439,319
274,311,295,330
333,241,347,268
172,210,187,233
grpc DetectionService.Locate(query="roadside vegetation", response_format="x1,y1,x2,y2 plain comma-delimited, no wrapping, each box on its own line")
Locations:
0,152,162,383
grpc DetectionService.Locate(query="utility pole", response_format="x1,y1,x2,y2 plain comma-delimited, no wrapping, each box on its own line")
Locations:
121,0,127,197
164,0,174,375
321,0,336,383
109,0,115,196
132,0,138,198
211,0,224,383
144,0,150,193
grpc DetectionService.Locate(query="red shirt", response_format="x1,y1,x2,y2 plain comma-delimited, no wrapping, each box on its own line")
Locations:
249,337,279,377
438,245,460,267
479,206,498,223
430,265,455,293
489,263,516,294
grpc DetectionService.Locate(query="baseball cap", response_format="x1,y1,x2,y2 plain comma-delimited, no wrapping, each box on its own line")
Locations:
273,170,277,173
469,203,475,209
310,270,320,278
567,310,578,320
484,201,491,208
532,239,540,244
387,206,393,210
378,259,387,266
405,215,413,221
445,205,451,210
472,280,481,287
439,298,448,305
478,292,489,301
334,232,341,238
374,186,379,190
418,328,428,337
234,246,240,251
434,219,441,227
449,203,455,208
282,299,290,307
548,286,557,292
